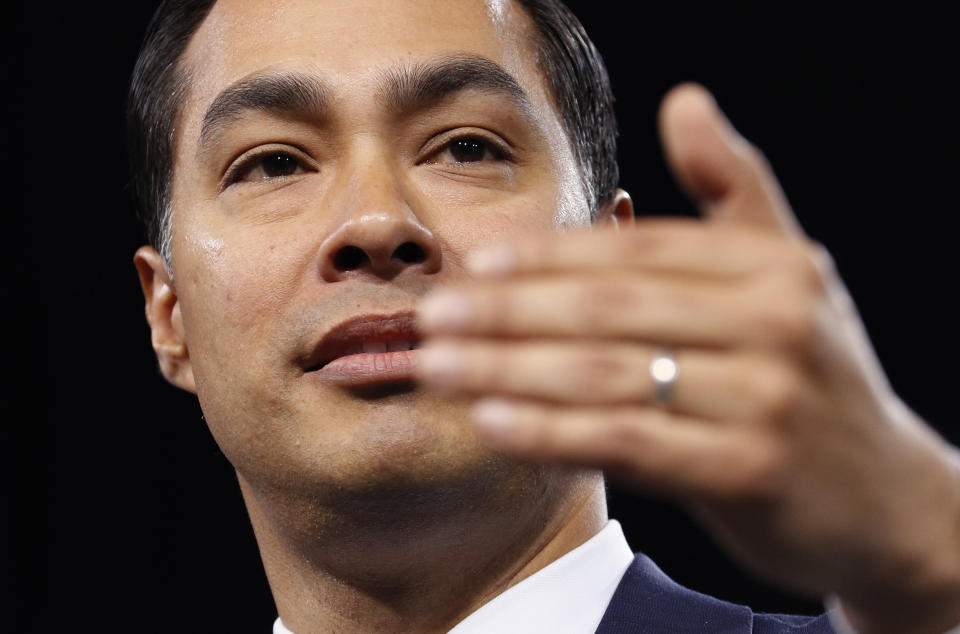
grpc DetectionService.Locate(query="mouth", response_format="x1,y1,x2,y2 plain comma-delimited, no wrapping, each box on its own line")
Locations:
302,311,423,387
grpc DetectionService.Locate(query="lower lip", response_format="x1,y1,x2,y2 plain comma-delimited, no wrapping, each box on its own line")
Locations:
307,350,420,386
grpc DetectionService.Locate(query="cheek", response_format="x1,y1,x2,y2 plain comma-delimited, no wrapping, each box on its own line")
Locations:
175,228,312,385
419,172,577,255
430,196,556,259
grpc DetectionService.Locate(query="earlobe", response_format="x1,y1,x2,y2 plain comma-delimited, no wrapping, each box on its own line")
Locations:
134,246,197,394
594,188,635,229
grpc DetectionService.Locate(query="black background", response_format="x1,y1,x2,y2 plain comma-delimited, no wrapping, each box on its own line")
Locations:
9,2,957,631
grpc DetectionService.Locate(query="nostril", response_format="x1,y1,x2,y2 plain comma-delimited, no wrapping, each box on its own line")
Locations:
334,245,369,270
393,241,426,264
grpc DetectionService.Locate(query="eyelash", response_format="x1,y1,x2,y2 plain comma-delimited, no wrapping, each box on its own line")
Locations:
221,132,512,188
423,131,513,165
222,146,313,188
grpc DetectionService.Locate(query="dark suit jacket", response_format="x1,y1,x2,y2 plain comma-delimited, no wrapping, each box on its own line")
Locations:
595,554,837,633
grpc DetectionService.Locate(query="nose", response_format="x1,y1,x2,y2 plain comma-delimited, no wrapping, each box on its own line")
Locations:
317,173,442,282
319,214,441,282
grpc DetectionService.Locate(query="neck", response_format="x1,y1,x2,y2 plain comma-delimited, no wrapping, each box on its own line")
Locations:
239,467,607,634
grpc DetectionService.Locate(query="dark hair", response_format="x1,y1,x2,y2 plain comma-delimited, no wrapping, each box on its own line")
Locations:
127,0,218,264
127,0,618,264
517,0,619,217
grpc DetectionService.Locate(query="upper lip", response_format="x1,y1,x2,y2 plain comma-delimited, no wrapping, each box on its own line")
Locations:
301,311,421,371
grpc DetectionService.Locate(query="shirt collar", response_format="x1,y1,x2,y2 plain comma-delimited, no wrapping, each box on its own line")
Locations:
448,519,634,634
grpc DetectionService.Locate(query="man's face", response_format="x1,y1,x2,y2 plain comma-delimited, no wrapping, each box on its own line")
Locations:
165,0,588,499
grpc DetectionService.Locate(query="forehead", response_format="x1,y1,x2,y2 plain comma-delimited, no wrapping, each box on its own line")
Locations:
179,0,546,124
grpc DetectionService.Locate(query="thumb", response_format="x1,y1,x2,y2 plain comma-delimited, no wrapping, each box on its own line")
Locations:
659,83,802,236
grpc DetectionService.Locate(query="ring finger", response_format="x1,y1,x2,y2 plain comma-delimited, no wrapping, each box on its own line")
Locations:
416,338,791,422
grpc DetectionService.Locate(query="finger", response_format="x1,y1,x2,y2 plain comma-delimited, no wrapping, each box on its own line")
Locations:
417,339,800,422
658,83,802,237
466,219,809,279
471,399,779,499
417,275,800,349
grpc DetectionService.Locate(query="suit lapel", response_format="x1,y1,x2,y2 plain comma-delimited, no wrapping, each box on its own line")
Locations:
595,554,754,634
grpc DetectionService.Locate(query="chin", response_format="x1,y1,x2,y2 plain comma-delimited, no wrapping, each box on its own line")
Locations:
223,384,527,508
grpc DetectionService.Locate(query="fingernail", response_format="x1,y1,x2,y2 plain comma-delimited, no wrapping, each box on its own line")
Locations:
472,398,516,437
467,244,515,277
418,292,473,332
417,344,464,384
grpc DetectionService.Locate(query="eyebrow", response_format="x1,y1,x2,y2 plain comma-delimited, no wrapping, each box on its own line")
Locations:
197,56,535,155
198,72,330,155
380,56,535,117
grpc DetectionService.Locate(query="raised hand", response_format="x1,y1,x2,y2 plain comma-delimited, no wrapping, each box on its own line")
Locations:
416,84,960,634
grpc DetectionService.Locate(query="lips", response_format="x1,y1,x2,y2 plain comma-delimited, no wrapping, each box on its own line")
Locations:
302,311,422,386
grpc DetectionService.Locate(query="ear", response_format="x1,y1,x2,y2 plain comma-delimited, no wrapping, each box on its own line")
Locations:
593,188,635,229
134,246,197,393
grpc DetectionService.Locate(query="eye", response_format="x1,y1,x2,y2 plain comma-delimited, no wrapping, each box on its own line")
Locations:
258,152,300,177
449,138,497,162
224,149,311,187
430,135,508,165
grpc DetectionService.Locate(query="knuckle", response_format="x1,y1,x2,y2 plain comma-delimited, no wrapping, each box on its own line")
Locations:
764,240,827,294
793,250,822,292
743,142,772,173
608,408,645,446
748,363,804,421
624,228,667,256
770,240,822,291
751,293,817,352
568,349,629,400
576,282,635,330
806,241,837,279
791,241,829,292
606,409,653,465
